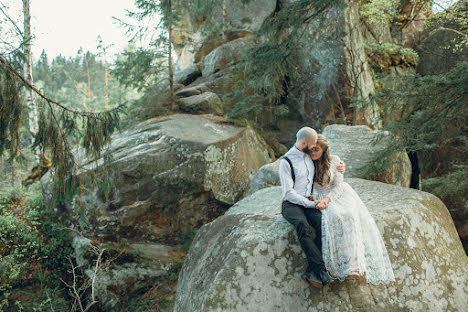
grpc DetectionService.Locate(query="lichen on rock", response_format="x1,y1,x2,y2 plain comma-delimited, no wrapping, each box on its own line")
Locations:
174,180,468,312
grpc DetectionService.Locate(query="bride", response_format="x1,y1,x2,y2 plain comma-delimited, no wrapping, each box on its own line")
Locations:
309,134,395,284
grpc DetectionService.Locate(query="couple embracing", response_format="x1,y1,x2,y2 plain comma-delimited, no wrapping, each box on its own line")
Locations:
279,127,395,288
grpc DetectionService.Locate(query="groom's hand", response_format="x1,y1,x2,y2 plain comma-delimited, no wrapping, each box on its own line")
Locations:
315,200,328,210
337,161,346,174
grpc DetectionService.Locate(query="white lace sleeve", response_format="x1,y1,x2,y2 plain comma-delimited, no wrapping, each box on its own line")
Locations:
328,155,344,202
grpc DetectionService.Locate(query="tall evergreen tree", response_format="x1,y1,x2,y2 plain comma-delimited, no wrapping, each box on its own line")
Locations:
115,0,186,109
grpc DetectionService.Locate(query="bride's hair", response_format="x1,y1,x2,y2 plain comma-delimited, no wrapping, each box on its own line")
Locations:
313,134,331,186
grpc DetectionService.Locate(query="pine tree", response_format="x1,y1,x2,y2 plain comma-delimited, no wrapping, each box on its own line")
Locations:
370,60,468,218
115,0,186,109
1,51,123,207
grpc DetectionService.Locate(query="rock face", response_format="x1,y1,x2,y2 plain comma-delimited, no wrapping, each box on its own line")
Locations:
248,159,280,195
175,63,201,85
249,125,412,194
322,124,412,187
177,92,224,115
72,235,178,309
173,0,276,69
174,180,468,312
201,37,254,77
171,0,428,135
42,114,271,242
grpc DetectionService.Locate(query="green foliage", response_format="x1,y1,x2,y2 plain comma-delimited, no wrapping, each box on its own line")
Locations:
0,186,74,310
120,258,184,312
359,0,401,24
427,0,468,51
364,42,419,72
225,42,295,118
423,164,468,211
112,47,165,91
34,51,131,116
370,61,468,214
1,51,125,211
374,61,467,152
33,99,121,209
178,227,197,252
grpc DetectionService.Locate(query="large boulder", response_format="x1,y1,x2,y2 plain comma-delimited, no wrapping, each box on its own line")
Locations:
173,0,276,67
174,179,468,312
249,125,412,194
202,37,255,77
248,159,280,195
322,124,412,187
175,84,210,97
177,92,224,115
173,1,430,143
72,235,179,309
42,114,271,242
175,63,201,86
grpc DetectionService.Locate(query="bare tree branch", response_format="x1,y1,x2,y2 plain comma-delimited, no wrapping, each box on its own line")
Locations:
0,54,120,118
0,1,24,38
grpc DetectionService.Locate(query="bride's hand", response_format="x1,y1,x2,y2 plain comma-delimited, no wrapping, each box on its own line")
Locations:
315,200,328,210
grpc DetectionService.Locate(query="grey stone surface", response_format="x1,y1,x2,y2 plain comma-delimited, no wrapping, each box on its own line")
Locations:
173,0,276,67
172,1,430,142
248,159,280,195
207,0,276,34
41,114,271,242
69,233,179,309
249,125,412,194
175,63,201,85
322,124,412,187
174,180,468,312
202,37,254,77
177,92,224,115
87,259,166,309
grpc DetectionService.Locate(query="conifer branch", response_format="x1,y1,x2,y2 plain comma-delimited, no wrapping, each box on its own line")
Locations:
0,54,121,119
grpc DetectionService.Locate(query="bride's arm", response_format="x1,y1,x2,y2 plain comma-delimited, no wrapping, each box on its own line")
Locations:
323,155,345,205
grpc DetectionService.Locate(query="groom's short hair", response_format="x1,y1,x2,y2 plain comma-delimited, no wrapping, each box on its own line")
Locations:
296,127,317,143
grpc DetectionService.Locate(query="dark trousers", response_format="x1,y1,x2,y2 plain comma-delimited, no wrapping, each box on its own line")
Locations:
281,200,325,275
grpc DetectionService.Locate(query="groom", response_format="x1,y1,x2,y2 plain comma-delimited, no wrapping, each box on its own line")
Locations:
279,127,345,288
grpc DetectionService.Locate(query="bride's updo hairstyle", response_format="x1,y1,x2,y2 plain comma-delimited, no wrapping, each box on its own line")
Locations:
313,134,332,186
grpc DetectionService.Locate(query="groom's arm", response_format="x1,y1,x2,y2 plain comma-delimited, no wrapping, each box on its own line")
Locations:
279,159,316,208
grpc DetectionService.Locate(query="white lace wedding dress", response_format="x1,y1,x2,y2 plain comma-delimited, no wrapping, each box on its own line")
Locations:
313,155,395,284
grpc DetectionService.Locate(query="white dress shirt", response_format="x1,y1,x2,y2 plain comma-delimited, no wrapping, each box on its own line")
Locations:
278,146,316,208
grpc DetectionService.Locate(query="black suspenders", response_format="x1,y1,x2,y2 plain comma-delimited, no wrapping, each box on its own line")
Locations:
282,155,314,197
282,156,295,184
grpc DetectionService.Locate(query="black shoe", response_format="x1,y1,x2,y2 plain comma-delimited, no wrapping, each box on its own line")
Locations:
301,271,322,289
319,270,333,287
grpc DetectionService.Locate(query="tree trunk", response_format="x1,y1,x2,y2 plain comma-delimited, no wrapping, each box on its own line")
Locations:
23,0,39,161
222,0,227,45
168,0,175,110
104,62,109,110
85,57,91,100
11,160,16,187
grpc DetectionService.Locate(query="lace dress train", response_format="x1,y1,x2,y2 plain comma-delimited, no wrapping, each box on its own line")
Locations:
313,155,395,284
